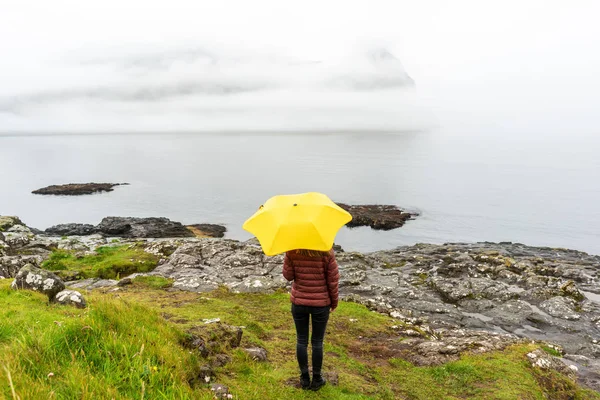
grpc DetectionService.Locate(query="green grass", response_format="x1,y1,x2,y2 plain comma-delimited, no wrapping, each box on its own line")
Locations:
0,280,205,399
1,279,598,400
541,345,562,358
41,245,159,280
132,276,173,289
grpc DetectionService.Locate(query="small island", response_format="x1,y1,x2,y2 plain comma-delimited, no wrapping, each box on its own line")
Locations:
337,203,418,230
32,182,129,196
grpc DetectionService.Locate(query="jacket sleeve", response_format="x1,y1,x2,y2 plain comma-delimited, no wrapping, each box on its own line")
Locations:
282,252,294,281
326,250,340,309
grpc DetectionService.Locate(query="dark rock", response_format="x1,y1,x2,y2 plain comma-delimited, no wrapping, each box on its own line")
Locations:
187,224,227,238
188,364,216,388
337,203,417,230
45,224,97,236
199,365,215,380
182,332,210,358
243,347,268,361
32,183,128,196
209,383,230,399
11,264,65,300
96,217,194,238
182,324,243,358
211,354,232,368
28,227,44,235
54,290,87,308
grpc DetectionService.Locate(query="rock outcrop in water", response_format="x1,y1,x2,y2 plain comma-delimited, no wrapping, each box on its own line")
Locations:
45,223,97,236
2,215,600,390
187,224,227,238
337,203,417,230
32,182,128,195
95,217,194,238
44,217,227,238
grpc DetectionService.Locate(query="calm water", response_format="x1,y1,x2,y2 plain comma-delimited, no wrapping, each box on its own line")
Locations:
1,130,599,254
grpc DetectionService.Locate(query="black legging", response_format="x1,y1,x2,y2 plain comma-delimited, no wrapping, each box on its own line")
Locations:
291,304,330,376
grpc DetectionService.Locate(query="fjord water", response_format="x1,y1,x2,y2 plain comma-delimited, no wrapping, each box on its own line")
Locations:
1,126,599,255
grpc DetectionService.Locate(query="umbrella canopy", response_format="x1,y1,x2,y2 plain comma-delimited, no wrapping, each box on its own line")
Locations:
243,192,352,256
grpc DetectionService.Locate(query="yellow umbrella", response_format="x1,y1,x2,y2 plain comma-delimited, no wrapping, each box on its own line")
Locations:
243,192,352,256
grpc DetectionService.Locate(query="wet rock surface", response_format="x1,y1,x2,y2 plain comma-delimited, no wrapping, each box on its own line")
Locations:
140,240,600,367
337,203,417,230
32,182,128,196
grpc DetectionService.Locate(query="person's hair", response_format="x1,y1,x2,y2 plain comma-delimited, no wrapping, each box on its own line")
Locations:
295,249,331,257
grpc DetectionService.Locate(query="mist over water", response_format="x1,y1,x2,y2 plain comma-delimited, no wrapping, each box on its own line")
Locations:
0,44,423,132
2,1,600,135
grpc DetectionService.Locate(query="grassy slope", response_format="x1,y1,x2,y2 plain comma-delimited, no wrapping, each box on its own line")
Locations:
41,245,159,280
0,278,598,400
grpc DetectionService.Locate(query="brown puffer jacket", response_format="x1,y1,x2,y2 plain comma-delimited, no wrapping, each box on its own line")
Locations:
282,249,340,308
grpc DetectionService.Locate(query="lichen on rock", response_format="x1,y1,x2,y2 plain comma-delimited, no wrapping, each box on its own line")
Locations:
54,289,87,308
11,264,65,300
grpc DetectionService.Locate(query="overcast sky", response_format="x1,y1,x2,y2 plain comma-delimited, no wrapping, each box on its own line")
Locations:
1,0,599,133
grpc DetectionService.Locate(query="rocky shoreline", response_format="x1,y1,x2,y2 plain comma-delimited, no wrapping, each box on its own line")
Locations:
18,201,416,240
1,215,600,391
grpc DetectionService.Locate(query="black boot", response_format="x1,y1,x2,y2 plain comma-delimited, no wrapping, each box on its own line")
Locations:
310,374,326,391
300,372,310,390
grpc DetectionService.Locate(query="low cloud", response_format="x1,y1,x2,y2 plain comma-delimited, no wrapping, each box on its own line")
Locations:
0,44,419,132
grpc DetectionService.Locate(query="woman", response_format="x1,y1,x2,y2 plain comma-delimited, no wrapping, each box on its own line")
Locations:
282,248,340,391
